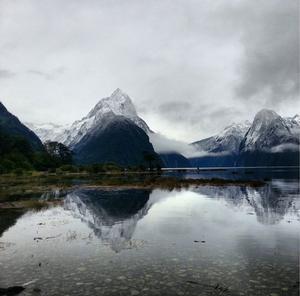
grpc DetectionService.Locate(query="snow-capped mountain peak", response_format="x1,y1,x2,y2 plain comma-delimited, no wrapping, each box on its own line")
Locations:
88,88,138,119
240,109,299,152
251,109,282,129
27,89,152,147
255,108,278,119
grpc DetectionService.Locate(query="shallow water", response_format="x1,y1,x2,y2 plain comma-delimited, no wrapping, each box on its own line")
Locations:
164,166,300,181
0,178,299,295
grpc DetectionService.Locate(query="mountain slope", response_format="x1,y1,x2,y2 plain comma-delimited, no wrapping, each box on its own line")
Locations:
192,121,251,154
25,122,70,143
159,153,190,168
24,89,158,166
73,112,158,166
0,102,43,150
26,89,151,146
240,109,298,153
238,109,299,166
190,110,299,167
190,121,251,167
59,89,151,148
285,115,300,136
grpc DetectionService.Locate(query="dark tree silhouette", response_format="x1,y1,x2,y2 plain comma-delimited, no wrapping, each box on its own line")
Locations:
44,141,73,165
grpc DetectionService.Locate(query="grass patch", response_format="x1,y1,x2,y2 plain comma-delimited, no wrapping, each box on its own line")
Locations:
0,172,265,202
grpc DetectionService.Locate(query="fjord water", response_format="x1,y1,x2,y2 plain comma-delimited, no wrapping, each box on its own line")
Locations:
0,174,299,295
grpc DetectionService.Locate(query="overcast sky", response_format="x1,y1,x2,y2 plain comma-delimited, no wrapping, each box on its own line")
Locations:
0,0,299,142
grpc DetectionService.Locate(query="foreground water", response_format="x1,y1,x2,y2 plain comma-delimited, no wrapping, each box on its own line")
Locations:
0,176,299,295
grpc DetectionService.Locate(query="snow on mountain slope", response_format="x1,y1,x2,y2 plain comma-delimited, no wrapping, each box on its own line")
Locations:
240,109,299,153
192,121,251,154
191,110,299,156
284,114,300,136
27,89,151,147
61,88,151,147
25,122,70,143
88,88,138,119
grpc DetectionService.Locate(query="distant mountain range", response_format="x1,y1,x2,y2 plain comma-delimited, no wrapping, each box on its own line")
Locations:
25,122,70,144
1,89,298,168
192,121,251,154
190,121,251,167
191,109,299,167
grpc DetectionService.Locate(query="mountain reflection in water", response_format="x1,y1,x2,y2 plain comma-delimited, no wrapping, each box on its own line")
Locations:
64,189,151,252
0,178,299,296
193,180,299,225
44,179,300,252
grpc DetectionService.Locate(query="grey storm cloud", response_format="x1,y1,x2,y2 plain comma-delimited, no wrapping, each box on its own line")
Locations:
232,0,299,103
0,0,298,142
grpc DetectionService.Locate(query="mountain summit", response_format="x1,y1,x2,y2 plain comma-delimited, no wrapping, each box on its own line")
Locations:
29,89,151,146
88,88,138,119
64,89,151,147
86,88,151,135
31,89,157,166
240,109,298,153
236,109,299,166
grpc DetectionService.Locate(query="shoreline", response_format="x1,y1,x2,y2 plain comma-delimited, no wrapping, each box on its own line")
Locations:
0,175,266,206
0,178,265,210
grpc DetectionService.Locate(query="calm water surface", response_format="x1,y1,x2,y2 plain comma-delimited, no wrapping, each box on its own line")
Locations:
0,175,299,295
